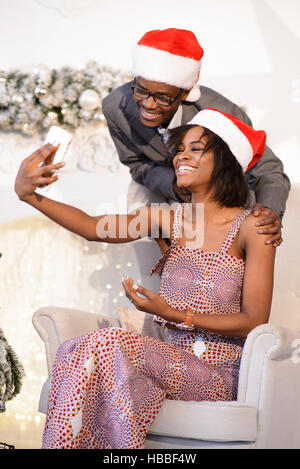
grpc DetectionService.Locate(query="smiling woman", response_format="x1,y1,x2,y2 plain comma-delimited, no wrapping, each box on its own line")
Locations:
14,108,275,449
168,123,250,208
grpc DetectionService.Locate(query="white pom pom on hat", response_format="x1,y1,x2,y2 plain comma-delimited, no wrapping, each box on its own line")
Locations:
132,28,203,102
188,108,266,172
185,83,201,102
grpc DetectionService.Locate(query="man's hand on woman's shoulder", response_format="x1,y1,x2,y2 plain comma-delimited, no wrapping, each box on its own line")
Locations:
252,202,282,247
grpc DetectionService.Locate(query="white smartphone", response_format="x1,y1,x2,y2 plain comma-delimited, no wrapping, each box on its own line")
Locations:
43,125,72,166
40,126,72,190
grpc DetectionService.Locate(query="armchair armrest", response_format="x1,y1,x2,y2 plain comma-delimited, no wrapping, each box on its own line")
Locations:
244,323,300,360
236,323,300,448
238,323,300,406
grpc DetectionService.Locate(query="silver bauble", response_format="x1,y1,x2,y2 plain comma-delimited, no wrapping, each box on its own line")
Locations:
79,89,100,111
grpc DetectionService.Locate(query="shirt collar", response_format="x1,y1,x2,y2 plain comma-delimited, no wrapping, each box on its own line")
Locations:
157,104,183,138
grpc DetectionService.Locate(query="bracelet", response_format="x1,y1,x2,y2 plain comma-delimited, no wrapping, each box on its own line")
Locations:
184,309,195,326
177,309,195,331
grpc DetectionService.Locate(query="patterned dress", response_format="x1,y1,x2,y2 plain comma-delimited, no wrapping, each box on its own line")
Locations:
42,205,250,449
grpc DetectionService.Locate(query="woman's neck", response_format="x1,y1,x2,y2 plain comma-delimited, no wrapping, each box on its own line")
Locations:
190,191,241,226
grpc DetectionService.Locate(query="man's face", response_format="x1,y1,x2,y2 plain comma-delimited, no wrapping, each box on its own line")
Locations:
133,77,189,128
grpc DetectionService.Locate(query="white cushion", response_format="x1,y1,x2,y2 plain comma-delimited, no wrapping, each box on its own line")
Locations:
116,307,167,340
39,378,51,414
148,399,257,442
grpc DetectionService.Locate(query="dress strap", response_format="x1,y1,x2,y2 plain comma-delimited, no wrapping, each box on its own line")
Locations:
150,203,183,276
170,203,184,246
219,209,250,255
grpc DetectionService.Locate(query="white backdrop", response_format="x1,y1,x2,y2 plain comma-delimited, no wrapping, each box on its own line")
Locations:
0,0,299,223
0,0,300,448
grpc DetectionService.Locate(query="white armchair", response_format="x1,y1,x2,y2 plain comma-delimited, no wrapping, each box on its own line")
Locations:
32,184,300,449
32,305,300,449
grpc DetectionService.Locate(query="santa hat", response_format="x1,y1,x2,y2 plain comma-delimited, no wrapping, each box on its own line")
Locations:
188,108,266,172
132,28,203,102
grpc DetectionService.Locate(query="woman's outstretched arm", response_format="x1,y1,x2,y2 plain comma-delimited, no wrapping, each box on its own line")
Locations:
15,143,172,243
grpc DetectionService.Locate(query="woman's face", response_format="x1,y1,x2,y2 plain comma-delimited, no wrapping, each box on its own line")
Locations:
173,126,214,192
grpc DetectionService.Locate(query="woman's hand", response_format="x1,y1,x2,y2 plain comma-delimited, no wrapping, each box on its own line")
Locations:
122,276,176,320
14,143,65,201
252,203,282,247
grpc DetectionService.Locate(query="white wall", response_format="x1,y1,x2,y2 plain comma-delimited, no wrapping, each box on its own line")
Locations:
0,0,299,223
0,0,299,447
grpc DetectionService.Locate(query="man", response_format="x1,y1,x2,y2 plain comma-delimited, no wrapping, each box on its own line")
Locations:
102,28,290,246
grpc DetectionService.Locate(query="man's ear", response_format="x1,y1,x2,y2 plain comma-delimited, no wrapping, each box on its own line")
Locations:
181,90,190,101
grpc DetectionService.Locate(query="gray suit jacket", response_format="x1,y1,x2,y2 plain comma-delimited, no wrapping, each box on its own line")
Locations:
102,81,290,217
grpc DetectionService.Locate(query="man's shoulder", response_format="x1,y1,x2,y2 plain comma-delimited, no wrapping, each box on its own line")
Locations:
102,81,133,115
198,85,231,105
191,85,252,125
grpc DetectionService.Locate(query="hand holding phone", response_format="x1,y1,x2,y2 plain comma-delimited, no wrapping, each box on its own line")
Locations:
43,125,72,165
40,126,72,189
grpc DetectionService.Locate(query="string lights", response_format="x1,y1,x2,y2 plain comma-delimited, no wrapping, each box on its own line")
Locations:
0,215,140,446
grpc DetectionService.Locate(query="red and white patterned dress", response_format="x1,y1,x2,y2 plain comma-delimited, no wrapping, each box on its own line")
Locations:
42,205,250,449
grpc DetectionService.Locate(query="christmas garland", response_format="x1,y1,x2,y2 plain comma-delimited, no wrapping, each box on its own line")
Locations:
0,61,132,135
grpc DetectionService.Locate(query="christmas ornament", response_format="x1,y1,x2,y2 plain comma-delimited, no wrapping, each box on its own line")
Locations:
0,61,131,135
79,89,100,111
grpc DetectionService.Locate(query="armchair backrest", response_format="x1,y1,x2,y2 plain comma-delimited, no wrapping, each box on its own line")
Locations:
32,306,120,374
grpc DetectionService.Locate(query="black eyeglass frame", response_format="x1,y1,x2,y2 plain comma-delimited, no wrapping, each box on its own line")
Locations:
131,79,183,107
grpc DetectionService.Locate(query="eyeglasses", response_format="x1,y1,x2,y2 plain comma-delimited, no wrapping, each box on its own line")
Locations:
131,80,183,107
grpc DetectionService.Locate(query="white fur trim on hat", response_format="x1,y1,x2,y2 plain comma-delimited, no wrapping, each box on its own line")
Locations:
185,84,201,102
132,44,201,91
188,109,253,172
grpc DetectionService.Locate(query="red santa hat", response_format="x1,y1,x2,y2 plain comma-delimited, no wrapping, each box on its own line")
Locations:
188,108,266,172
132,28,203,102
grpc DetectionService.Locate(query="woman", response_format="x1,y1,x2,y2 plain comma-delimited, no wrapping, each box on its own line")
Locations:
14,109,275,449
